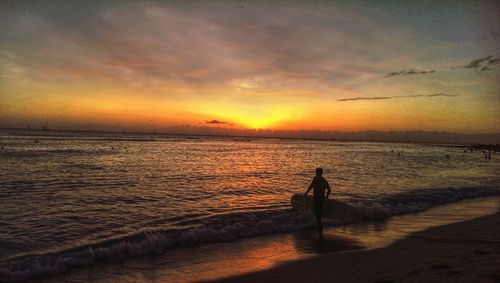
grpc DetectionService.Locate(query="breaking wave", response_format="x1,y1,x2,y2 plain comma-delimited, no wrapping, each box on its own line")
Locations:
1,185,499,282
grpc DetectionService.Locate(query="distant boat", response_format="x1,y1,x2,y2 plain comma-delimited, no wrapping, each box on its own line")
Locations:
42,122,50,131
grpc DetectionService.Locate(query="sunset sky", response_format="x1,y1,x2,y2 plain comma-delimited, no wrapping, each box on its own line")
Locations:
1,0,499,134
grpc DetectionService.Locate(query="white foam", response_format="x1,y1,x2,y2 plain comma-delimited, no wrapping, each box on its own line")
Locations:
2,185,499,282
349,186,500,219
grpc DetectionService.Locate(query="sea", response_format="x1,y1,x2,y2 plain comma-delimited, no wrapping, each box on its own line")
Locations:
0,129,499,282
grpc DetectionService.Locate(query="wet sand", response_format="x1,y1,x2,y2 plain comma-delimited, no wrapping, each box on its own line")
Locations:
211,212,500,283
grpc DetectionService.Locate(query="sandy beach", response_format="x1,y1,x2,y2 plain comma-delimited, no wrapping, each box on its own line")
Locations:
212,212,500,283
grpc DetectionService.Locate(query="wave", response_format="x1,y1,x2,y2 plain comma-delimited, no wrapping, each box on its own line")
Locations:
1,185,499,282
0,209,311,282
348,186,500,220
291,186,500,223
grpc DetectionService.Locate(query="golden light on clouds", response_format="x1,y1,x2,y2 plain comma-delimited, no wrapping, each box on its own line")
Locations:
0,1,499,135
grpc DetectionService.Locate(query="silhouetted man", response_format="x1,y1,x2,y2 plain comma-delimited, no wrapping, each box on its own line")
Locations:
304,168,331,236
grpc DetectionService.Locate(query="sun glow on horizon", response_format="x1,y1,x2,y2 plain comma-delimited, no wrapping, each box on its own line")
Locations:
197,103,302,129
0,1,499,135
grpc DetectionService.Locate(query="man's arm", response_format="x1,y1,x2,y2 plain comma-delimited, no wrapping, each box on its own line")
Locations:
304,181,313,197
325,180,331,199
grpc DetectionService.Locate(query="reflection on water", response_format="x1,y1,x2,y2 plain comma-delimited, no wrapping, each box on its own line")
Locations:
1,131,499,262
292,230,363,254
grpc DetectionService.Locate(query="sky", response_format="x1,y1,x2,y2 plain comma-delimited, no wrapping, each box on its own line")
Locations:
0,0,499,135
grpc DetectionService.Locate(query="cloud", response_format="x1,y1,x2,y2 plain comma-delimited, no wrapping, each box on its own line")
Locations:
205,120,233,125
424,93,458,97
337,93,458,101
1,1,499,135
387,55,499,77
338,96,398,101
456,55,499,72
386,69,435,77
0,1,404,95
463,56,492,69
487,57,500,65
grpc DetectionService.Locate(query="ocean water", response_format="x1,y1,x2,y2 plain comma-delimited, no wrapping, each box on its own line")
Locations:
0,130,499,282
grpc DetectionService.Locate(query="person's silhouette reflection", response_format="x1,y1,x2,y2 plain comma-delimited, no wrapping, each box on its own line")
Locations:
304,168,331,238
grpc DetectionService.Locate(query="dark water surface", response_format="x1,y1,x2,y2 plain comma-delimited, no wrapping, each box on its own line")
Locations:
0,130,498,281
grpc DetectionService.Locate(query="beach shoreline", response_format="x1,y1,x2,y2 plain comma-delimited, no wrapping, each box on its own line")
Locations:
211,211,500,283
28,197,500,283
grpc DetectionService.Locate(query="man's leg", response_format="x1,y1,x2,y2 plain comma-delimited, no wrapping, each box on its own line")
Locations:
313,200,324,236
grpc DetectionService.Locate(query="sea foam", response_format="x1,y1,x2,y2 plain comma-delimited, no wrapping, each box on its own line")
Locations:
1,185,499,282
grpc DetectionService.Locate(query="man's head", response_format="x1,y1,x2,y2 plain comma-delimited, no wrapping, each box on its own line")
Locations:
315,168,323,176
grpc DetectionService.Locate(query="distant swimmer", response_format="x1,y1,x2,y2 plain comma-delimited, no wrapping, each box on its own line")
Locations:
304,168,331,237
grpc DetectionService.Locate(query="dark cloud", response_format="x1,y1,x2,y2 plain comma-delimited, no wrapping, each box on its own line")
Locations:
337,96,398,101
463,56,492,69
487,57,500,65
457,55,499,72
388,55,500,77
205,120,233,125
337,93,458,101
425,93,458,97
386,69,435,77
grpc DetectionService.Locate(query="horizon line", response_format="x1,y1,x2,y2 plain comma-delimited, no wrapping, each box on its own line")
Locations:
1,127,499,145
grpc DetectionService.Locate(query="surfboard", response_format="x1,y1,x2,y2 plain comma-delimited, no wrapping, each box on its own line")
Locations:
291,193,364,222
